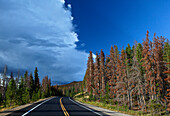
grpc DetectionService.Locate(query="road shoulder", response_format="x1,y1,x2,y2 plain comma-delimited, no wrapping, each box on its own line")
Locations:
0,97,54,116
74,99,131,116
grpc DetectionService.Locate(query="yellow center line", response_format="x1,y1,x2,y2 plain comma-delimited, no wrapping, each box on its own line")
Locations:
60,97,70,116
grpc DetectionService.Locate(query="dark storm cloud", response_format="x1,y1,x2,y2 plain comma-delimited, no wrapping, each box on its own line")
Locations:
0,0,88,84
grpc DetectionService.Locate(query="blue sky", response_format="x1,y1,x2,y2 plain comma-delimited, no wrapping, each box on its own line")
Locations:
0,0,169,85
65,0,170,54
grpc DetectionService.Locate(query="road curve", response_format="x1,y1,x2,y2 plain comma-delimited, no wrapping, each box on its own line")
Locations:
7,97,108,116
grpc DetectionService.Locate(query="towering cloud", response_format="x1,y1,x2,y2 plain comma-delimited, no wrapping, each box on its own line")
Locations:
0,0,88,84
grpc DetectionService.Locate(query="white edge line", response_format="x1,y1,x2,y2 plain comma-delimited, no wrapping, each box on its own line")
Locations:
69,97,102,116
22,97,55,116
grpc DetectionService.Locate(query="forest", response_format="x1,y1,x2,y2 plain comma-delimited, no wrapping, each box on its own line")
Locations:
0,67,60,109
83,31,170,115
63,31,170,115
0,30,169,115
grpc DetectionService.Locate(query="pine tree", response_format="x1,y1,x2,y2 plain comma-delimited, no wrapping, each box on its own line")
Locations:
129,46,143,110
163,41,170,114
115,49,127,106
164,61,170,114
5,76,16,107
126,43,132,67
142,30,152,103
38,89,41,99
164,41,170,63
100,49,105,95
105,82,109,103
94,52,100,98
149,34,167,107
18,76,25,104
108,46,116,99
29,73,34,99
48,78,51,96
34,67,40,92
136,43,143,63
24,71,30,89
120,49,127,105
22,88,30,104
86,51,94,95
136,43,144,75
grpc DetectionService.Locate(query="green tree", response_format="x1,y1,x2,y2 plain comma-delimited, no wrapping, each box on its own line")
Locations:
45,84,50,97
5,76,16,107
41,91,45,99
29,73,34,99
136,43,144,75
32,91,38,101
18,76,25,104
22,88,30,104
24,71,29,89
136,43,143,62
38,89,41,99
164,42,170,63
125,43,132,67
34,67,40,92
105,82,109,103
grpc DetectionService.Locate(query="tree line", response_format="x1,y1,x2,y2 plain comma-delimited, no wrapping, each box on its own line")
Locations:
83,31,170,115
0,67,58,108
58,81,83,98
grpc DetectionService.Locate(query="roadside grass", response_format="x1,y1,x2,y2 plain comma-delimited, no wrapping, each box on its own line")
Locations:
0,104,19,112
74,93,168,116
75,97,144,115
0,96,54,112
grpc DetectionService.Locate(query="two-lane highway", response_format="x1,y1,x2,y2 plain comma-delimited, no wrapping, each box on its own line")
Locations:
8,97,107,116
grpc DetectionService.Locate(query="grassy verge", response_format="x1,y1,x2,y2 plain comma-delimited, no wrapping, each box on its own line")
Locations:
75,97,147,116
0,96,53,112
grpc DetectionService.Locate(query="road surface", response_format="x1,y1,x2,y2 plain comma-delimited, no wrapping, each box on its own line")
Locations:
8,97,107,116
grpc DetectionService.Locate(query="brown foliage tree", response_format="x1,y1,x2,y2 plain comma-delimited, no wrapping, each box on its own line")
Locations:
94,52,100,98
100,49,105,95
86,51,94,94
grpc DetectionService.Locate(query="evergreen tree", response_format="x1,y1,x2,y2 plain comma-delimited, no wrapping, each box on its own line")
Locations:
22,88,30,104
18,76,25,104
164,41,170,64
105,82,109,103
142,30,152,102
29,73,34,99
41,91,45,99
94,52,100,98
126,43,132,67
136,43,144,75
136,43,143,62
5,76,16,107
45,84,50,97
34,67,40,92
38,89,41,99
24,71,29,89
109,46,116,100
100,49,105,95
86,51,94,94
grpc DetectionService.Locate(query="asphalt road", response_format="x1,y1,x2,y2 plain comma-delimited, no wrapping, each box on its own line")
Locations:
8,97,108,116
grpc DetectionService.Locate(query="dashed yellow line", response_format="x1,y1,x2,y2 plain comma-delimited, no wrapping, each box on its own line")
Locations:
60,97,70,116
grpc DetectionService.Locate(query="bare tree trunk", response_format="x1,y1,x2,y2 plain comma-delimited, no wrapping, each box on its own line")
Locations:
130,91,133,110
